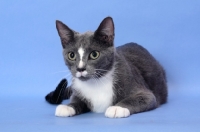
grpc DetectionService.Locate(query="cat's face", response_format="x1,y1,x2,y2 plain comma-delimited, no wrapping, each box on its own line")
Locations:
56,17,115,81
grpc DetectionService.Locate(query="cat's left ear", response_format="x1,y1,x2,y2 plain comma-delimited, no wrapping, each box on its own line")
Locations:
94,17,115,45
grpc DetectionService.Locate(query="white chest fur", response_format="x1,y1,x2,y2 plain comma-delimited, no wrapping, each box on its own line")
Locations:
72,69,114,113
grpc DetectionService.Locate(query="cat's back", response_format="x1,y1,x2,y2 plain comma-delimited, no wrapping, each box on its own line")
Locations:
116,42,167,104
116,42,162,69
116,42,158,68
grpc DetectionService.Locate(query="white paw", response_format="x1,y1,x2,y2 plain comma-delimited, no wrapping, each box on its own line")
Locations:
55,105,76,117
105,106,130,118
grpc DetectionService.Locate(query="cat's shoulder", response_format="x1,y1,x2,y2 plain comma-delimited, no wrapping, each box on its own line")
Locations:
116,42,148,54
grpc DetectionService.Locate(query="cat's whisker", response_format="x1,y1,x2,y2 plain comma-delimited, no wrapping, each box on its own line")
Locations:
94,72,124,97
62,73,72,79
98,69,132,77
95,67,135,77
91,76,100,86
94,71,113,80
94,73,103,86
50,70,70,75
50,70,72,85
95,71,124,95
94,69,110,72
94,72,109,89
52,72,72,89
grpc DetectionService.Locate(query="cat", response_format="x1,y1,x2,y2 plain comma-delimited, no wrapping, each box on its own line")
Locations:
45,17,168,118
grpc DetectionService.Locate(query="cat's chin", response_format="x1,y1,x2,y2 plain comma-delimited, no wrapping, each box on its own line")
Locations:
76,76,90,81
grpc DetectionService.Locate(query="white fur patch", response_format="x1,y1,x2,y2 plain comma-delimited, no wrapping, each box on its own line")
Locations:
55,105,76,117
76,71,88,78
72,68,115,113
105,106,130,118
78,47,84,68
81,71,88,76
76,72,81,78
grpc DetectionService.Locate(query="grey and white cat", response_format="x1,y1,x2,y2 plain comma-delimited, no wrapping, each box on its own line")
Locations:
46,17,167,118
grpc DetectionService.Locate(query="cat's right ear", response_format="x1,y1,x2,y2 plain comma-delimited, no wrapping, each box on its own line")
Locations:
56,20,74,48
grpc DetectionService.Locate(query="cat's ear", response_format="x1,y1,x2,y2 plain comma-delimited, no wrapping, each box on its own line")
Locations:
94,17,115,45
56,20,74,48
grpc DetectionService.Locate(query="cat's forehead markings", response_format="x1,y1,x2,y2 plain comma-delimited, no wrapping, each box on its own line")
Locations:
76,31,93,69
78,47,85,68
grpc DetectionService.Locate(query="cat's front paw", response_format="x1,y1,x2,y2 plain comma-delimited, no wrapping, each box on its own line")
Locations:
105,106,130,118
55,105,76,117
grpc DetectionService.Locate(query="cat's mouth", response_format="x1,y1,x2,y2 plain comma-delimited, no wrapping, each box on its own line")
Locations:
75,71,89,81
76,71,87,77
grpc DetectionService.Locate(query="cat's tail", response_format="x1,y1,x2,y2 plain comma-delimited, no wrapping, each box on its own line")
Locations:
45,78,72,104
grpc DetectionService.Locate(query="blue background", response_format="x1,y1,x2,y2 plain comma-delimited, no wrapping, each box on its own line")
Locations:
0,0,200,131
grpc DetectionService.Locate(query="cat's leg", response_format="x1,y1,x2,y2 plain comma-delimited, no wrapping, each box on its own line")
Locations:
105,90,157,118
55,95,90,117
45,79,72,104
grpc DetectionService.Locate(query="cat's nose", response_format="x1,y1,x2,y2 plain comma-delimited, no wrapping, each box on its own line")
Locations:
77,68,86,72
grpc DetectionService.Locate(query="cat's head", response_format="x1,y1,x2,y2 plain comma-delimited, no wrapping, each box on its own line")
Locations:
56,17,115,81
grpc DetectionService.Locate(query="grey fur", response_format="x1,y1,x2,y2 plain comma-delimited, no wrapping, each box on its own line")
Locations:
56,17,167,116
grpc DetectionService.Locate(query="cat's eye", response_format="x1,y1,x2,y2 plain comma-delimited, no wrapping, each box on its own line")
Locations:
89,51,100,60
68,52,76,61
